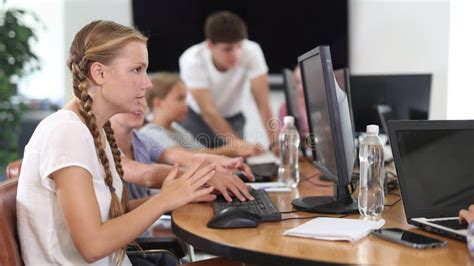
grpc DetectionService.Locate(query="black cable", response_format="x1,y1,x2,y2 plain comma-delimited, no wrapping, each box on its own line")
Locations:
281,214,349,221
279,210,301,214
384,197,401,207
299,172,319,182
338,213,352,218
307,178,333,188
385,170,397,179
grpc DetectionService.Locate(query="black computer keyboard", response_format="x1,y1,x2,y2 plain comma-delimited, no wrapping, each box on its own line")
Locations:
213,189,282,221
430,219,468,230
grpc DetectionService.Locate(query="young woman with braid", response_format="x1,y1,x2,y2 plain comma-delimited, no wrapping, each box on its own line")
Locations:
16,20,217,265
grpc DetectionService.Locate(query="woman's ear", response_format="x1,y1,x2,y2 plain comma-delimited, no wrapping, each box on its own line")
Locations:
89,62,106,85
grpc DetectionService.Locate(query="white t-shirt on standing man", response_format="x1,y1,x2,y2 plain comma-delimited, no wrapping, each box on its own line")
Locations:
16,109,132,265
179,39,268,117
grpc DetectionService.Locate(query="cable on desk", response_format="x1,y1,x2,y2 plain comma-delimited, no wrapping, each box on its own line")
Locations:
384,197,401,207
299,172,319,182
300,173,334,188
388,191,401,197
281,214,349,221
279,210,302,214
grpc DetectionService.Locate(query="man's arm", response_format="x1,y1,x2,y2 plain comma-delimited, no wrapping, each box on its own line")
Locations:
191,89,263,155
250,74,279,148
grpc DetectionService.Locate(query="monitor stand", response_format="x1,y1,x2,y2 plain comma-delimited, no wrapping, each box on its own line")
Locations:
292,184,359,214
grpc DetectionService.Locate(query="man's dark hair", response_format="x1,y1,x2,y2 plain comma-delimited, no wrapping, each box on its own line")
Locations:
204,11,248,43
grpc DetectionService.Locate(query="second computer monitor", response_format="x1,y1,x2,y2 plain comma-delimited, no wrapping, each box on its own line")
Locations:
292,45,358,214
349,74,432,133
282,68,301,129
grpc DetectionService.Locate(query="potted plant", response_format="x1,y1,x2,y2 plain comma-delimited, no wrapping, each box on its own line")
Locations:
0,3,41,177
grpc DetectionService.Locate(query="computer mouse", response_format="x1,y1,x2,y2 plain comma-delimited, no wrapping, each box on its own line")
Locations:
207,207,262,229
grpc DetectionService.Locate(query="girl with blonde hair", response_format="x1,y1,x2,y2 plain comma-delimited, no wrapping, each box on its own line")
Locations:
16,20,216,265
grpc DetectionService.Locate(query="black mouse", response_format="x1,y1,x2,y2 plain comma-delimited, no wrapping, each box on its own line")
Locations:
207,207,262,229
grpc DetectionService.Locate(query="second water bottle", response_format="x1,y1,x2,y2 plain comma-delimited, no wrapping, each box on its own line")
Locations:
278,116,300,188
358,124,385,218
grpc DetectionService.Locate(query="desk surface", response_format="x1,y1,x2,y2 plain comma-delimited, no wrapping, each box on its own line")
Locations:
172,159,470,265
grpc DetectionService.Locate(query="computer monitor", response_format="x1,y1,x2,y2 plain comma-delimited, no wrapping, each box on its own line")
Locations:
282,68,310,157
376,104,394,138
292,45,358,214
282,68,301,132
349,74,432,133
334,68,356,137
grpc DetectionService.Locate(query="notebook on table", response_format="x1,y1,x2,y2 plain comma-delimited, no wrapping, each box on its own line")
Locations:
387,120,474,241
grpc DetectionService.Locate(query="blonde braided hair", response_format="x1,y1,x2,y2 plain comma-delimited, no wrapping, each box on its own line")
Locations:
67,20,147,265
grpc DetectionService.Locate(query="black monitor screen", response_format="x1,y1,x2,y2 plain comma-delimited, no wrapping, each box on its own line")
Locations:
282,69,300,123
394,127,474,218
132,0,348,73
300,46,355,186
350,74,432,132
293,46,357,214
301,52,338,177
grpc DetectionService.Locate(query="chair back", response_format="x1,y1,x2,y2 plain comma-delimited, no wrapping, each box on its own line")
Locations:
6,160,22,180
0,178,22,266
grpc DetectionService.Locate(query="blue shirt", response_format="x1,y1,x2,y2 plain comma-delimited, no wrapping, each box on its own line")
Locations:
127,130,165,200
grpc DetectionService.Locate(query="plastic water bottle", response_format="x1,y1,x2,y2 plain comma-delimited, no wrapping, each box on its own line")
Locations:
278,116,300,188
358,125,385,218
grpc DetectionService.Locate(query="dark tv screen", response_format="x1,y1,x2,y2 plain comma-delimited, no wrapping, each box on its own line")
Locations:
132,0,348,74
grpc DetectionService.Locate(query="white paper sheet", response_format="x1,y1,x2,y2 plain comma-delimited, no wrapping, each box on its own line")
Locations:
283,217,385,242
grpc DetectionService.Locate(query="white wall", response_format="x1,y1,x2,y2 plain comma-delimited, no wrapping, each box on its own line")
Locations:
349,0,450,119
6,0,65,104
13,0,453,144
63,0,133,101
446,0,474,119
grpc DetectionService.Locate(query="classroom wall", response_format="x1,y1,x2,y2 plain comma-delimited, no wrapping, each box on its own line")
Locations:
446,0,474,119
9,0,452,146
6,0,65,103
349,0,450,120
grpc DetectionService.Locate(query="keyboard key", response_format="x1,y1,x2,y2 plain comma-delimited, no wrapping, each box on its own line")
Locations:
430,218,468,230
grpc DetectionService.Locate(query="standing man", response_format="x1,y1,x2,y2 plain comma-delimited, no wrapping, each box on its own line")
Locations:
179,11,278,154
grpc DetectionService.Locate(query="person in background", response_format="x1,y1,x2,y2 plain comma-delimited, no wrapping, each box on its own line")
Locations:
16,20,216,265
278,65,309,138
110,102,256,203
140,72,257,158
179,11,278,151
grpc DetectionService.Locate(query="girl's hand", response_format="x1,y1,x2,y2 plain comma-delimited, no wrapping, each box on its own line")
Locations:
459,204,474,224
159,160,216,211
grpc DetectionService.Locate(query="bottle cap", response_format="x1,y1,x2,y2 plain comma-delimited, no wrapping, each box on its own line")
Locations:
283,116,294,125
366,125,379,134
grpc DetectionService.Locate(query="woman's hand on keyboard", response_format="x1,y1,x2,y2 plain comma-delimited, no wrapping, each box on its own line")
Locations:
159,160,216,211
459,204,474,224
195,154,255,182
208,168,255,202
221,157,255,181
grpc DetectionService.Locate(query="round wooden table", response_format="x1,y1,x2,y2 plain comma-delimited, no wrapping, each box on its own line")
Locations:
172,160,470,265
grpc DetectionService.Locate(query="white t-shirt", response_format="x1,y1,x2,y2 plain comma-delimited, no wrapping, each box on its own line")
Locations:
179,39,268,117
16,110,132,266
140,122,204,150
